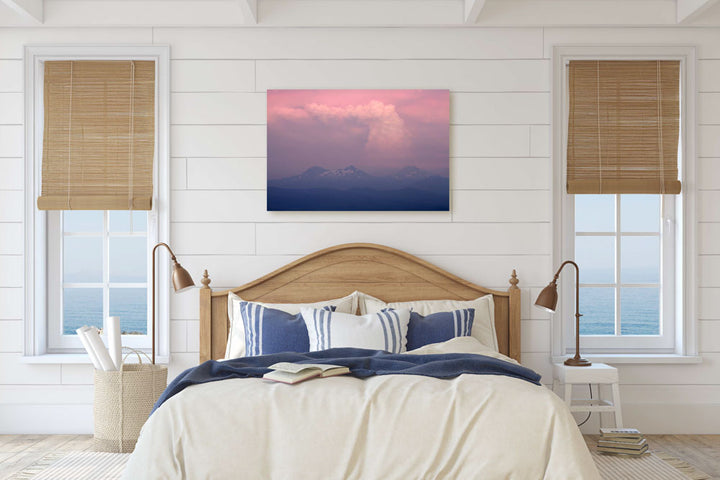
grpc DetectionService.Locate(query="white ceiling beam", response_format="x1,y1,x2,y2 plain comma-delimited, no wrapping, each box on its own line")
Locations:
32,1,249,27
0,0,696,28
0,0,42,23
464,0,487,24
677,0,720,23
237,0,257,24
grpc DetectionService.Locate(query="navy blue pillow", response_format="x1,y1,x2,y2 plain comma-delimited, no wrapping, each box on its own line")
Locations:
240,302,335,356
406,308,475,350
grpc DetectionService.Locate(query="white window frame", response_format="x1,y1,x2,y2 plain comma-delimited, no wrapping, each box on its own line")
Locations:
569,194,675,351
47,210,151,351
551,45,698,359
24,45,171,359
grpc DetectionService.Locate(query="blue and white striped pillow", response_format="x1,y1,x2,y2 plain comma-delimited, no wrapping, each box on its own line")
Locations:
241,302,335,357
301,308,411,353
406,308,475,350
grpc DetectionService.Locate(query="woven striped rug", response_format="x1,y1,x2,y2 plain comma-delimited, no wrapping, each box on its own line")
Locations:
592,450,712,480
8,451,130,480
7,449,712,480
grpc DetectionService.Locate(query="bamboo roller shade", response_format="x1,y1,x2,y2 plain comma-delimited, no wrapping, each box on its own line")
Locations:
567,60,681,195
37,60,155,210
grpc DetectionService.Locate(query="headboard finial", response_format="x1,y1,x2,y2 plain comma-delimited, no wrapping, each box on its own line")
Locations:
201,269,211,289
509,269,519,289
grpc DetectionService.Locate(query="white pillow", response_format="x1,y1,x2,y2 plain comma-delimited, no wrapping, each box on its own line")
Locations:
358,292,498,352
225,291,358,359
301,308,411,353
405,337,519,365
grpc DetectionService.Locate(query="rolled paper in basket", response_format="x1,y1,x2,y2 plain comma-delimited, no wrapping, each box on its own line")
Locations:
79,326,116,371
76,326,102,370
107,316,122,370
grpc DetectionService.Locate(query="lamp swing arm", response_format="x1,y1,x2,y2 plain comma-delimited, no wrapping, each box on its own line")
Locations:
151,243,176,364
553,260,583,321
152,242,177,262
555,260,590,366
151,244,175,364
151,242,195,364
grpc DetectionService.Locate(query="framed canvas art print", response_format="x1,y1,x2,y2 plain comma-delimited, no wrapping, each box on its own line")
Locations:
267,89,449,211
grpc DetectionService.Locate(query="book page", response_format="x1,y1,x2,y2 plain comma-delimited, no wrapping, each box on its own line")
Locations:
301,363,346,372
269,362,345,373
320,367,350,377
268,362,319,374
263,370,322,384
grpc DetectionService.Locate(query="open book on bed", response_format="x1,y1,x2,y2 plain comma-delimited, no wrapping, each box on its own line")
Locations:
263,362,350,385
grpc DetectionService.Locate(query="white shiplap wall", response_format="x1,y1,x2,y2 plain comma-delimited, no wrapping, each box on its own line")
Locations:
0,26,718,433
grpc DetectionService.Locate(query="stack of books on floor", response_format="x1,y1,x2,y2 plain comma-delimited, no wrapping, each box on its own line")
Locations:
597,428,648,456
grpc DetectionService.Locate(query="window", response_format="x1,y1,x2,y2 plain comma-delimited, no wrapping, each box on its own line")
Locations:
47,211,151,351
24,46,170,358
552,46,697,357
570,194,675,351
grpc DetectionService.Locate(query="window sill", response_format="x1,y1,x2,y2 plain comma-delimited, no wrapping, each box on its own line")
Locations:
551,354,702,364
20,354,170,365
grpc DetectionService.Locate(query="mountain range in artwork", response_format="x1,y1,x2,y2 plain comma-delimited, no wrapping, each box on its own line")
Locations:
267,89,450,211
268,165,449,211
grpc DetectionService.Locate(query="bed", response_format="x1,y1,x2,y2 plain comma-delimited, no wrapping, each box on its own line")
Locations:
124,243,600,479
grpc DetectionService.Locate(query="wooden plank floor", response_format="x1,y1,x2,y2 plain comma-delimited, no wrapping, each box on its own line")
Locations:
585,434,720,479
0,434,718,479
0,435,94,480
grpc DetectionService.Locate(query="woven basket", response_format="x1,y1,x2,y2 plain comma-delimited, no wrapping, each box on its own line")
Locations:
93,349,167,453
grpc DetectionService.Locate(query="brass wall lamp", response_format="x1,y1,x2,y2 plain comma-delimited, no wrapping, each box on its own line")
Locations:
152,242,195,364
535,260,591,367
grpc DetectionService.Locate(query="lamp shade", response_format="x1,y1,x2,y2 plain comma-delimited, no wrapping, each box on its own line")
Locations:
171,261,195,293
534,281,558,313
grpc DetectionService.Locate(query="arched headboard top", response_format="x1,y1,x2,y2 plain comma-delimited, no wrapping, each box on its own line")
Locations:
199,243,521,362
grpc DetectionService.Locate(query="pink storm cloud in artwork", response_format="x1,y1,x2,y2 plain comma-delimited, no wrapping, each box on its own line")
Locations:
267,89,449,179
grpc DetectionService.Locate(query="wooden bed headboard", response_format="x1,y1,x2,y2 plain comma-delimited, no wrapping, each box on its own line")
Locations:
199,243,521,363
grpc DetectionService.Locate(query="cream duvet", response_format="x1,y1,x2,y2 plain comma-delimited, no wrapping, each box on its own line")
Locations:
124,338,599,479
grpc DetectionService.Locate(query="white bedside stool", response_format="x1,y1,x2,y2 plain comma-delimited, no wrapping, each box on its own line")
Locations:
552,362,623,428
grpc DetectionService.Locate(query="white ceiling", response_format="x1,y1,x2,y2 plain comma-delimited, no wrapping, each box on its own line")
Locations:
1,0,719,27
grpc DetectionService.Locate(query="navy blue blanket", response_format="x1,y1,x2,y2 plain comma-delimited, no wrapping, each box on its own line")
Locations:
153,348,541,414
